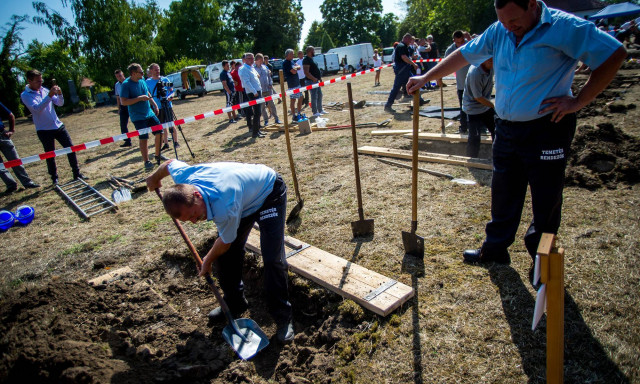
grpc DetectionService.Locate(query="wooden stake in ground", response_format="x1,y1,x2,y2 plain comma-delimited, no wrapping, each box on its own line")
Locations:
278,70,304,223
401,92,425,258
346,82,374,238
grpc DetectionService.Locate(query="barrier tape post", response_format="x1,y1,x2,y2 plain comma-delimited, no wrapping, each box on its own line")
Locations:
537,233,565,384
1,59,443,171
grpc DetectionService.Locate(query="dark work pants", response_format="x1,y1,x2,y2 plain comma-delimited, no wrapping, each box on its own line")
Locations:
36,126,79,179
385,65,412,107
466,108,495,158
300,78,309,106
119,105,131,145
482,113,576,261
457,89,468,132
246,91,262,137
0,134,34,188
215,175,291,324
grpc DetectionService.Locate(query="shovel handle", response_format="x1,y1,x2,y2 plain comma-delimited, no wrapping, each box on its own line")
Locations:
278,70,302,202
347,82,365,221
411,92,420,223
154,188,243,338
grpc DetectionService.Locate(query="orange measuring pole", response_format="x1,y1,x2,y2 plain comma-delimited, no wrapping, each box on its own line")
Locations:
537,233,565,384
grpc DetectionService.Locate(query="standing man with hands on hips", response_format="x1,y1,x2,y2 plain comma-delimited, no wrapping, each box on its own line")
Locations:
406,0,626,282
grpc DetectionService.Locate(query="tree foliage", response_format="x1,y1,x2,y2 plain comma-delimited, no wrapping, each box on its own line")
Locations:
229,0,305,57
377,13,399,47
33,0,164,87
399,0,496,53
164,57,203,75
304,21,335,51
0,16,28,116
320,0,383,47
157,0,226,64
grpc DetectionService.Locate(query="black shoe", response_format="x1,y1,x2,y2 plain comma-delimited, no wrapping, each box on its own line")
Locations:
5,185,17,194
160,143,170,151
155,154,169,165
463,248,510,264
23,182,40,189
173,142,180,148
120,141,132,148
208,298,249,322
419,98,429,106
258,130,267,136
73,172,88,180
276,320,294,344
384,105,395,113
51,176,59,185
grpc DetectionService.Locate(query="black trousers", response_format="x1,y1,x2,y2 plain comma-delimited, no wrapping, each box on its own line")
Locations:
119,105,131,144
466,108,495,158
36,126,80,179
215,175,291,324
246,91,262,137
457,89,468,132
482,113,576,261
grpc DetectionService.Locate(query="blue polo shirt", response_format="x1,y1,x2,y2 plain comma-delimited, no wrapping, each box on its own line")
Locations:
120,77,156,122
146,76,173,109
460,1,622,122
168,160,276,243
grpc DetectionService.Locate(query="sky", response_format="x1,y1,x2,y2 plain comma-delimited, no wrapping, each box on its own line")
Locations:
0,0,406,49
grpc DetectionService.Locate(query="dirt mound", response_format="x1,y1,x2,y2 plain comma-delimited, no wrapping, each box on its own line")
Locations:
565,123,640,189
0,251,384,383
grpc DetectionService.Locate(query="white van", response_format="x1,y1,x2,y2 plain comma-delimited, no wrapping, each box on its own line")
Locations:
166,65,206,99
312,53,340,76
382,47,394,63
327,43,375,73
203,59,243,93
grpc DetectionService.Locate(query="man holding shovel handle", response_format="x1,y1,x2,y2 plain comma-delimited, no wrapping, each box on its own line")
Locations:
147,159,294,343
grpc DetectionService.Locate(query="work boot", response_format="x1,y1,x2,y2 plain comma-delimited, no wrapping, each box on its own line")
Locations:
384,105,395,113
463,248,510,264
23,182,40,189
73,172,88,180
4,185,17,194
276,319,294,344
208,297,249,322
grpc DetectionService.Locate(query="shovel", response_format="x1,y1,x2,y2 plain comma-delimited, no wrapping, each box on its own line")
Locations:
440,78,446,135
279,70,304,223
376,158,477,185
155,189,269,360
322,118,393,130
108,178,131,203
402,92,425,258
347,82,374,237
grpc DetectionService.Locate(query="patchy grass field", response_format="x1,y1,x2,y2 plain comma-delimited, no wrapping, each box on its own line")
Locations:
0,65,638,383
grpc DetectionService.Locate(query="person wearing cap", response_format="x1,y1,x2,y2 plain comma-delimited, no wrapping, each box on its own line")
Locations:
146,159,294,343
0,101,40,194
407,0,626,283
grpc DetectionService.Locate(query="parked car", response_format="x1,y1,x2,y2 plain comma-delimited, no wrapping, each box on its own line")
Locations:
269,59,284,83
166,65,206,99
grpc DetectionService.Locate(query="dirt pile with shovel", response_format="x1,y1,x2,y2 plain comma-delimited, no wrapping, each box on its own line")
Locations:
0,250,380,384
565,123,640,189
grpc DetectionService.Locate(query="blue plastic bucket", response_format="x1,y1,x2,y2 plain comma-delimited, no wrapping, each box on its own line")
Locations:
15,205,35,226
0,210,15,232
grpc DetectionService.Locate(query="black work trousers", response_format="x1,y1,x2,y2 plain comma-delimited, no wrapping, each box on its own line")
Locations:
482,113,576,261
36,126,80,179
466,108,495,158
215,175,291,324
246,91,262,137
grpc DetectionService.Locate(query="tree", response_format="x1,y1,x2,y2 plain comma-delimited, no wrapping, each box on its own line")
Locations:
377,13,399,47
304,21,335,51
157,0,226,64
0,15,27,116
320,0,383,47
33,0,164,87
229,0,305,57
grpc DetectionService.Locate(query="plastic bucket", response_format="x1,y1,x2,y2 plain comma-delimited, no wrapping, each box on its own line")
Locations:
0,210,15,232
15,205,35,226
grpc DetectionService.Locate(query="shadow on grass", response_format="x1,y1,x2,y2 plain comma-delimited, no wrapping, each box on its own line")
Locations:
221,133,256,153
402,253,425,384
486,264,629,383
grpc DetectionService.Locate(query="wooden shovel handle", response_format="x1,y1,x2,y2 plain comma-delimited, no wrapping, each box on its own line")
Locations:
412,92,420,223
278,70,302,201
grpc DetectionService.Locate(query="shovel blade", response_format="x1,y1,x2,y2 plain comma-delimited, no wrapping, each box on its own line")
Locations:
402,230,425,258
286,199,304,224
111,190,124,204
351,219,374,238
222,318,269,360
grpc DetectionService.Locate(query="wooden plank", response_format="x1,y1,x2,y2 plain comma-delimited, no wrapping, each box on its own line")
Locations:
402,132,493,144
371,129,415,136
245,229,414,316
358,145,493,170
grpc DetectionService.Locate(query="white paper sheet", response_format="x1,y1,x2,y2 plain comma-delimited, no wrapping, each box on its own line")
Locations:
533,253,541,286
532,283,547,331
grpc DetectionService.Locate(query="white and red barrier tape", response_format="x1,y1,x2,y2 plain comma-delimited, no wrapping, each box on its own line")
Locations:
1,58,443,171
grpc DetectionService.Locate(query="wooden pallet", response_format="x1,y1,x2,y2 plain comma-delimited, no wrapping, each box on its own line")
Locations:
358,145,492,170
245,229,414,316
402,132,493,144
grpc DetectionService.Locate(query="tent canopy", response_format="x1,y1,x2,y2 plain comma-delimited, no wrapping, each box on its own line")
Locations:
588,2,640,20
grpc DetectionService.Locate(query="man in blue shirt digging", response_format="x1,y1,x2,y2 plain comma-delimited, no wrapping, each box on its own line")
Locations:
407,0,626,283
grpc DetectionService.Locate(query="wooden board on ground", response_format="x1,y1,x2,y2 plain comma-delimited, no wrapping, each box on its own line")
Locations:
371,129,419,136
401,132,493,144
358,145,492,170
245,229,414,316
